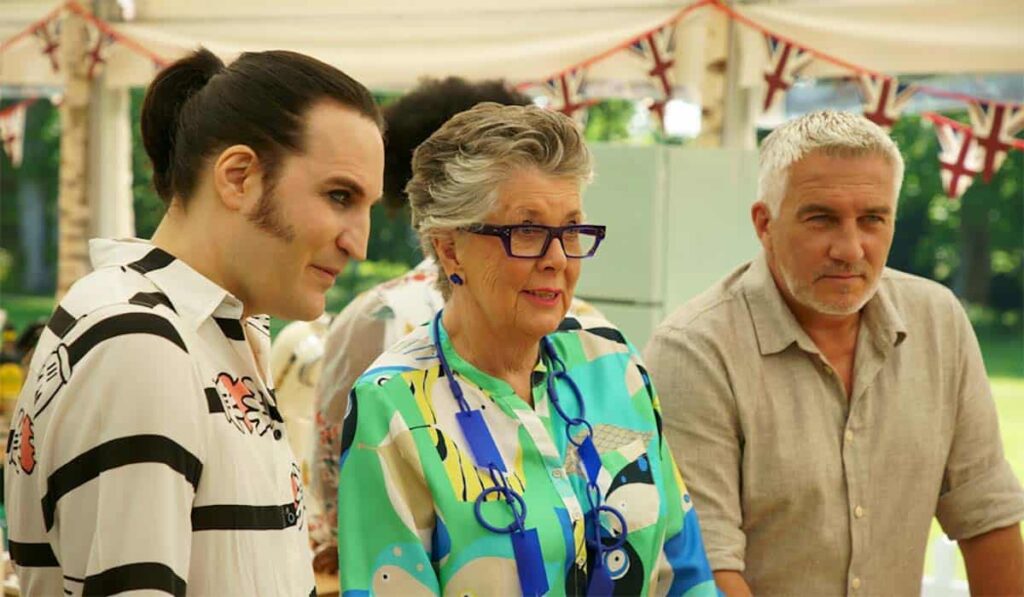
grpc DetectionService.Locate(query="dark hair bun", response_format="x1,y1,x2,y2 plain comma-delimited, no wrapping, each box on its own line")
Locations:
141,48,224,201
139,47,381,207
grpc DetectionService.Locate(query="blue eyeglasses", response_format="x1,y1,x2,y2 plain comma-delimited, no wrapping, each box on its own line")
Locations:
466,224,607,259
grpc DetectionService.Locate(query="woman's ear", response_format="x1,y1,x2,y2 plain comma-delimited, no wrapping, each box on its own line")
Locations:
212,144,263,211
431,232,461,277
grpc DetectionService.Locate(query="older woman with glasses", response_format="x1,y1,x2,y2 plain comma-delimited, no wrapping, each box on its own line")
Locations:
336,103,716,596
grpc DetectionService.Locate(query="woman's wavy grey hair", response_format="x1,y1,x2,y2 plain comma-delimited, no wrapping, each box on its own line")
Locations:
406,102,593,298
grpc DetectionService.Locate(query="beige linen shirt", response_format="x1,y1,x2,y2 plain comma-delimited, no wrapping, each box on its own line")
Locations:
644,253,1024,596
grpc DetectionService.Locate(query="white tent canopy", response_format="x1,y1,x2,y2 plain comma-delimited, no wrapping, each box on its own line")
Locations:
1,0,1021,275
2,0,1022,91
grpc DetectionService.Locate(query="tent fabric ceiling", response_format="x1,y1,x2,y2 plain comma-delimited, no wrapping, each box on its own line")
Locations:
1,0,1022,91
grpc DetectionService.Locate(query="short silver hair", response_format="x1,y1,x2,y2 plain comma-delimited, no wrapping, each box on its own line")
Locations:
758,110,904,216
406,102,593,298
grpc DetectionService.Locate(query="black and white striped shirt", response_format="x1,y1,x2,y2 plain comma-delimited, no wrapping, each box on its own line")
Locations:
5,239,315,596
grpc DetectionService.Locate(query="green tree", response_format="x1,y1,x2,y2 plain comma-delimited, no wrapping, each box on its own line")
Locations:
888,113,1023,324
0,99,61,294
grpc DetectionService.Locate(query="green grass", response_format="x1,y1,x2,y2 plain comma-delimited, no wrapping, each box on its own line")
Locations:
996,378,1024,483
924,376,1024,581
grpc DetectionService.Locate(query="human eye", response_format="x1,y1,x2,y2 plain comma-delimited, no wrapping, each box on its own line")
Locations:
517,225,547,237
327,189,352,206
804,214,835,225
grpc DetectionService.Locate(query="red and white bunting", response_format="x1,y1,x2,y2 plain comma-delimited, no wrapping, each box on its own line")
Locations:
933,119,983,200
0,102,29,168
32,15,61,73
84,23,117,80
628,24,677,125
542,68,595,125
857,74,917,132
762,35,813,112
967,101,1024,183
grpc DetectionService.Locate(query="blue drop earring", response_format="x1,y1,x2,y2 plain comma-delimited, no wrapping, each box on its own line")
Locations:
449,273,464,286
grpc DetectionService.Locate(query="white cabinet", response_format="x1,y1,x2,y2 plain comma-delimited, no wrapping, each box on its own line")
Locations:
576,144,760,349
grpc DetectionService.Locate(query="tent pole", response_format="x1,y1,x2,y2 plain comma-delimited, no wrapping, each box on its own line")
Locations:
720,8,757,150
87,0,135,243
695,7,728,148
55,9,93,299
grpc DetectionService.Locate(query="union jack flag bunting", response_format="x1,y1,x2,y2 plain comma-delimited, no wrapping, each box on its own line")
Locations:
0,102,29,168
542,68,595,125
628,24,677,125
762,35,813,112
858,74,917,131
967,100,1024,182
84,25,117,80
933,119,983,200
32,16,61,73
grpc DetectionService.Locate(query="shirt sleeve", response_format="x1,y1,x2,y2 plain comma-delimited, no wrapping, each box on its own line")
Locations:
336,378,439,595
634,348,718,597
644,326,747,574
39,313,205,595
935,297,1024,539
310,290,387,545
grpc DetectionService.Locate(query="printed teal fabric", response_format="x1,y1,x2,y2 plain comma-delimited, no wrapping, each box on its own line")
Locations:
337,314,717,596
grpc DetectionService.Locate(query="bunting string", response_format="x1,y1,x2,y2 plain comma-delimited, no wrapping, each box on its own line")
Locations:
0,0,170,75
1,0,1021,198
32,17,61,73
64,0,170,69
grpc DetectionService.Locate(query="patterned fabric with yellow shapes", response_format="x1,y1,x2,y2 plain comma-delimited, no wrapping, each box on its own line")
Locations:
337,314,718,596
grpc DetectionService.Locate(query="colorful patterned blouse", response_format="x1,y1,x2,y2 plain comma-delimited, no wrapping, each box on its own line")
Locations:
337,313,717,596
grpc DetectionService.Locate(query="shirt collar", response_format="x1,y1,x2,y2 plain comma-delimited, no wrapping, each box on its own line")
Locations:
89,238,248,330
860,273,909,350
430,313,547,400
742,251,908,356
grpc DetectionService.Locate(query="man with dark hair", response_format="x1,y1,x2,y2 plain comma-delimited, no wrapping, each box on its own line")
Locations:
5,48,384,595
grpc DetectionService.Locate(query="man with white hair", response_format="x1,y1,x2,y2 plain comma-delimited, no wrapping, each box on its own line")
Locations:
644,110,1024,596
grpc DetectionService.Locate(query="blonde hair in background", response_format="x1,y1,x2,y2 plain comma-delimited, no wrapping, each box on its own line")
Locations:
406,102,593,298
758,110,905,217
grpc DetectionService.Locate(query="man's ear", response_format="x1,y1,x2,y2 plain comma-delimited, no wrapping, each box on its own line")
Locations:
752,201,774,253
212,145,264,211
431,232,461,277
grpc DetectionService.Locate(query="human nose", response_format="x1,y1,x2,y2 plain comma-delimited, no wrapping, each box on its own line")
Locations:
828,220,865,263
337,207,371,261
538,230,568,270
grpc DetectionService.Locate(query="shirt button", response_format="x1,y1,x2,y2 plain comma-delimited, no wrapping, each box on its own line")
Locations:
552,468,564,479
854,505,865,518
852,577,862,590
844,430,854,442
